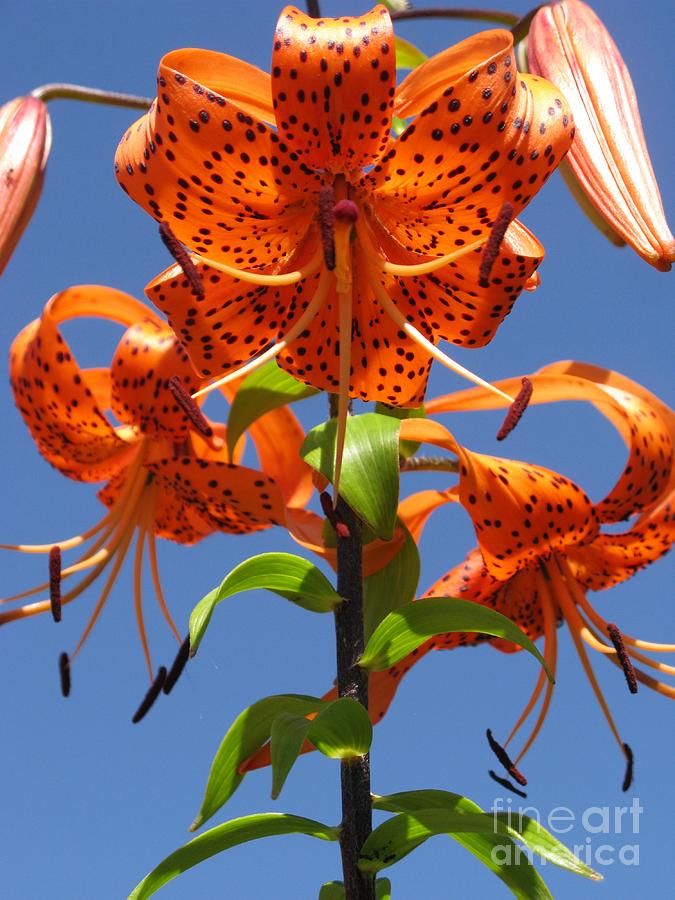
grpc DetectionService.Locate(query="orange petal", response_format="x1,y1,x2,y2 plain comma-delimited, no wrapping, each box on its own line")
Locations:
145,452,285,534
528,1,675,271
568,490,675,590
115,49,317,271
369,30,574,257
10,296,132,482
110,319,203,439
272,5,395,173
278,257,432,405
375,217,543,349
427,363,674,523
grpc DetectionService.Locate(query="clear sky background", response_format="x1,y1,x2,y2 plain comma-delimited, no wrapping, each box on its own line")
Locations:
0,2,673,899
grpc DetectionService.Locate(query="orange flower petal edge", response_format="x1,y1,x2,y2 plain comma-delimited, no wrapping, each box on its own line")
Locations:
2,286,310,712
528,0,675,271
115,7,575,489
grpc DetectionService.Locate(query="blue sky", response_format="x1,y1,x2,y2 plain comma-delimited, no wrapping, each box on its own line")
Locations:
0,2,673,898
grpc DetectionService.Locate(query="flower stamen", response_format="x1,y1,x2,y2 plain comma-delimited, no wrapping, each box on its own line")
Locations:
189,243,323,287
49,545,62,623
168,375,219,448
488,769,528,799
163,636,190,695
131,666,167,724
479,202,514,287
486,728,528,786
318,185,336,271
622,743,634,792
159,222,205,299
496,377,533,441
58,651,71,697
607,623,639,694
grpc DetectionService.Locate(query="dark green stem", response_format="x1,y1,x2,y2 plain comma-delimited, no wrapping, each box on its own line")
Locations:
330,394,375,900
391,6,520,26
30,83,152,109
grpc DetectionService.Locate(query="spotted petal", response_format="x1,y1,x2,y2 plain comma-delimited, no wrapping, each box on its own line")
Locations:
368,30,574,258
426,362,674,523
272,5,396,173
9,287,150,482
115,49,318,271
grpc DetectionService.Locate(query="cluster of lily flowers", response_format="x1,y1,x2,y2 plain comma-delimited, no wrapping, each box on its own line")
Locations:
1,2,673,786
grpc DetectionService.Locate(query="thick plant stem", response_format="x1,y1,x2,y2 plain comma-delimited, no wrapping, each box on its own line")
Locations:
330,393,374,900
335,498,374,900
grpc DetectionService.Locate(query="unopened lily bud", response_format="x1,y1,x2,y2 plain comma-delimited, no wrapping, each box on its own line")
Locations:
528,0,674,271
0,96,51,275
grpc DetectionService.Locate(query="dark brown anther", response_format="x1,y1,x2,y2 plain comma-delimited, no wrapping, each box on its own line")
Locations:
318,185,336,270
488,769,528,799
58,652,71,697
132,666,167,724
332,199,359,224
49,545,62,623
496,377,533,441
479,201,514,287
163,637,190,695
158,221,205,299
607,623,638,694
486,728,528,786
168,375,214,439
320,490,351,539
622,743,634,792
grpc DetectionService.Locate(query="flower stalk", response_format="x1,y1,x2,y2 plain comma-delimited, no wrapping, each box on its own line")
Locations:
30,83,151,109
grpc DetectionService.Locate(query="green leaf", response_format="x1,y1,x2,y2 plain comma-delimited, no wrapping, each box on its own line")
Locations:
128,813,339,899
309,697,372,758
360,809,514,872
394,35,427,70
189,553,341,656
226,361,319,457
364,523,420,640
359,597,553,682
319,883,345,900
270,698,372,799
318,878,391,899
301,413,400,539
373,792,551,899
367,792,600,889
192,694,326,829
376,878,393,899
373,402,425,459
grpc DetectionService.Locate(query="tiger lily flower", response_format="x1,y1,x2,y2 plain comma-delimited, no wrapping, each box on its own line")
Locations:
115,4,574,486
1,285,310,715
245,362,674,781
0,96,51,275
528,0,675,271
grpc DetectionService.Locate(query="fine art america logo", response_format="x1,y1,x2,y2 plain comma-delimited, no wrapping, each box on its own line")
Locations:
491,797,643,867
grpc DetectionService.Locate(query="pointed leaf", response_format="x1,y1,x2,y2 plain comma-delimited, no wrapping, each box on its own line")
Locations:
374,402,425,458
360,809,514,872
226,361,319,457
128,813,338,899
302,413,400,539
190,553,341,655
376,879,393,899
191,694,326,830
367,793,600,885
270,698,372,799
373,792,551,899
308,697,372,759
319,883,345,900
364,523,420,640
359,597,552,681
394,35,427,70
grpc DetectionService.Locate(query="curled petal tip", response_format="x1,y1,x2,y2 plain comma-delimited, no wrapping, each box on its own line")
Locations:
0,96,51,275
528,0,674,271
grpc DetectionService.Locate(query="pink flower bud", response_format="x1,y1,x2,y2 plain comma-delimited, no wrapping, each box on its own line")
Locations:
528,0,675,271
0,96,51,275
